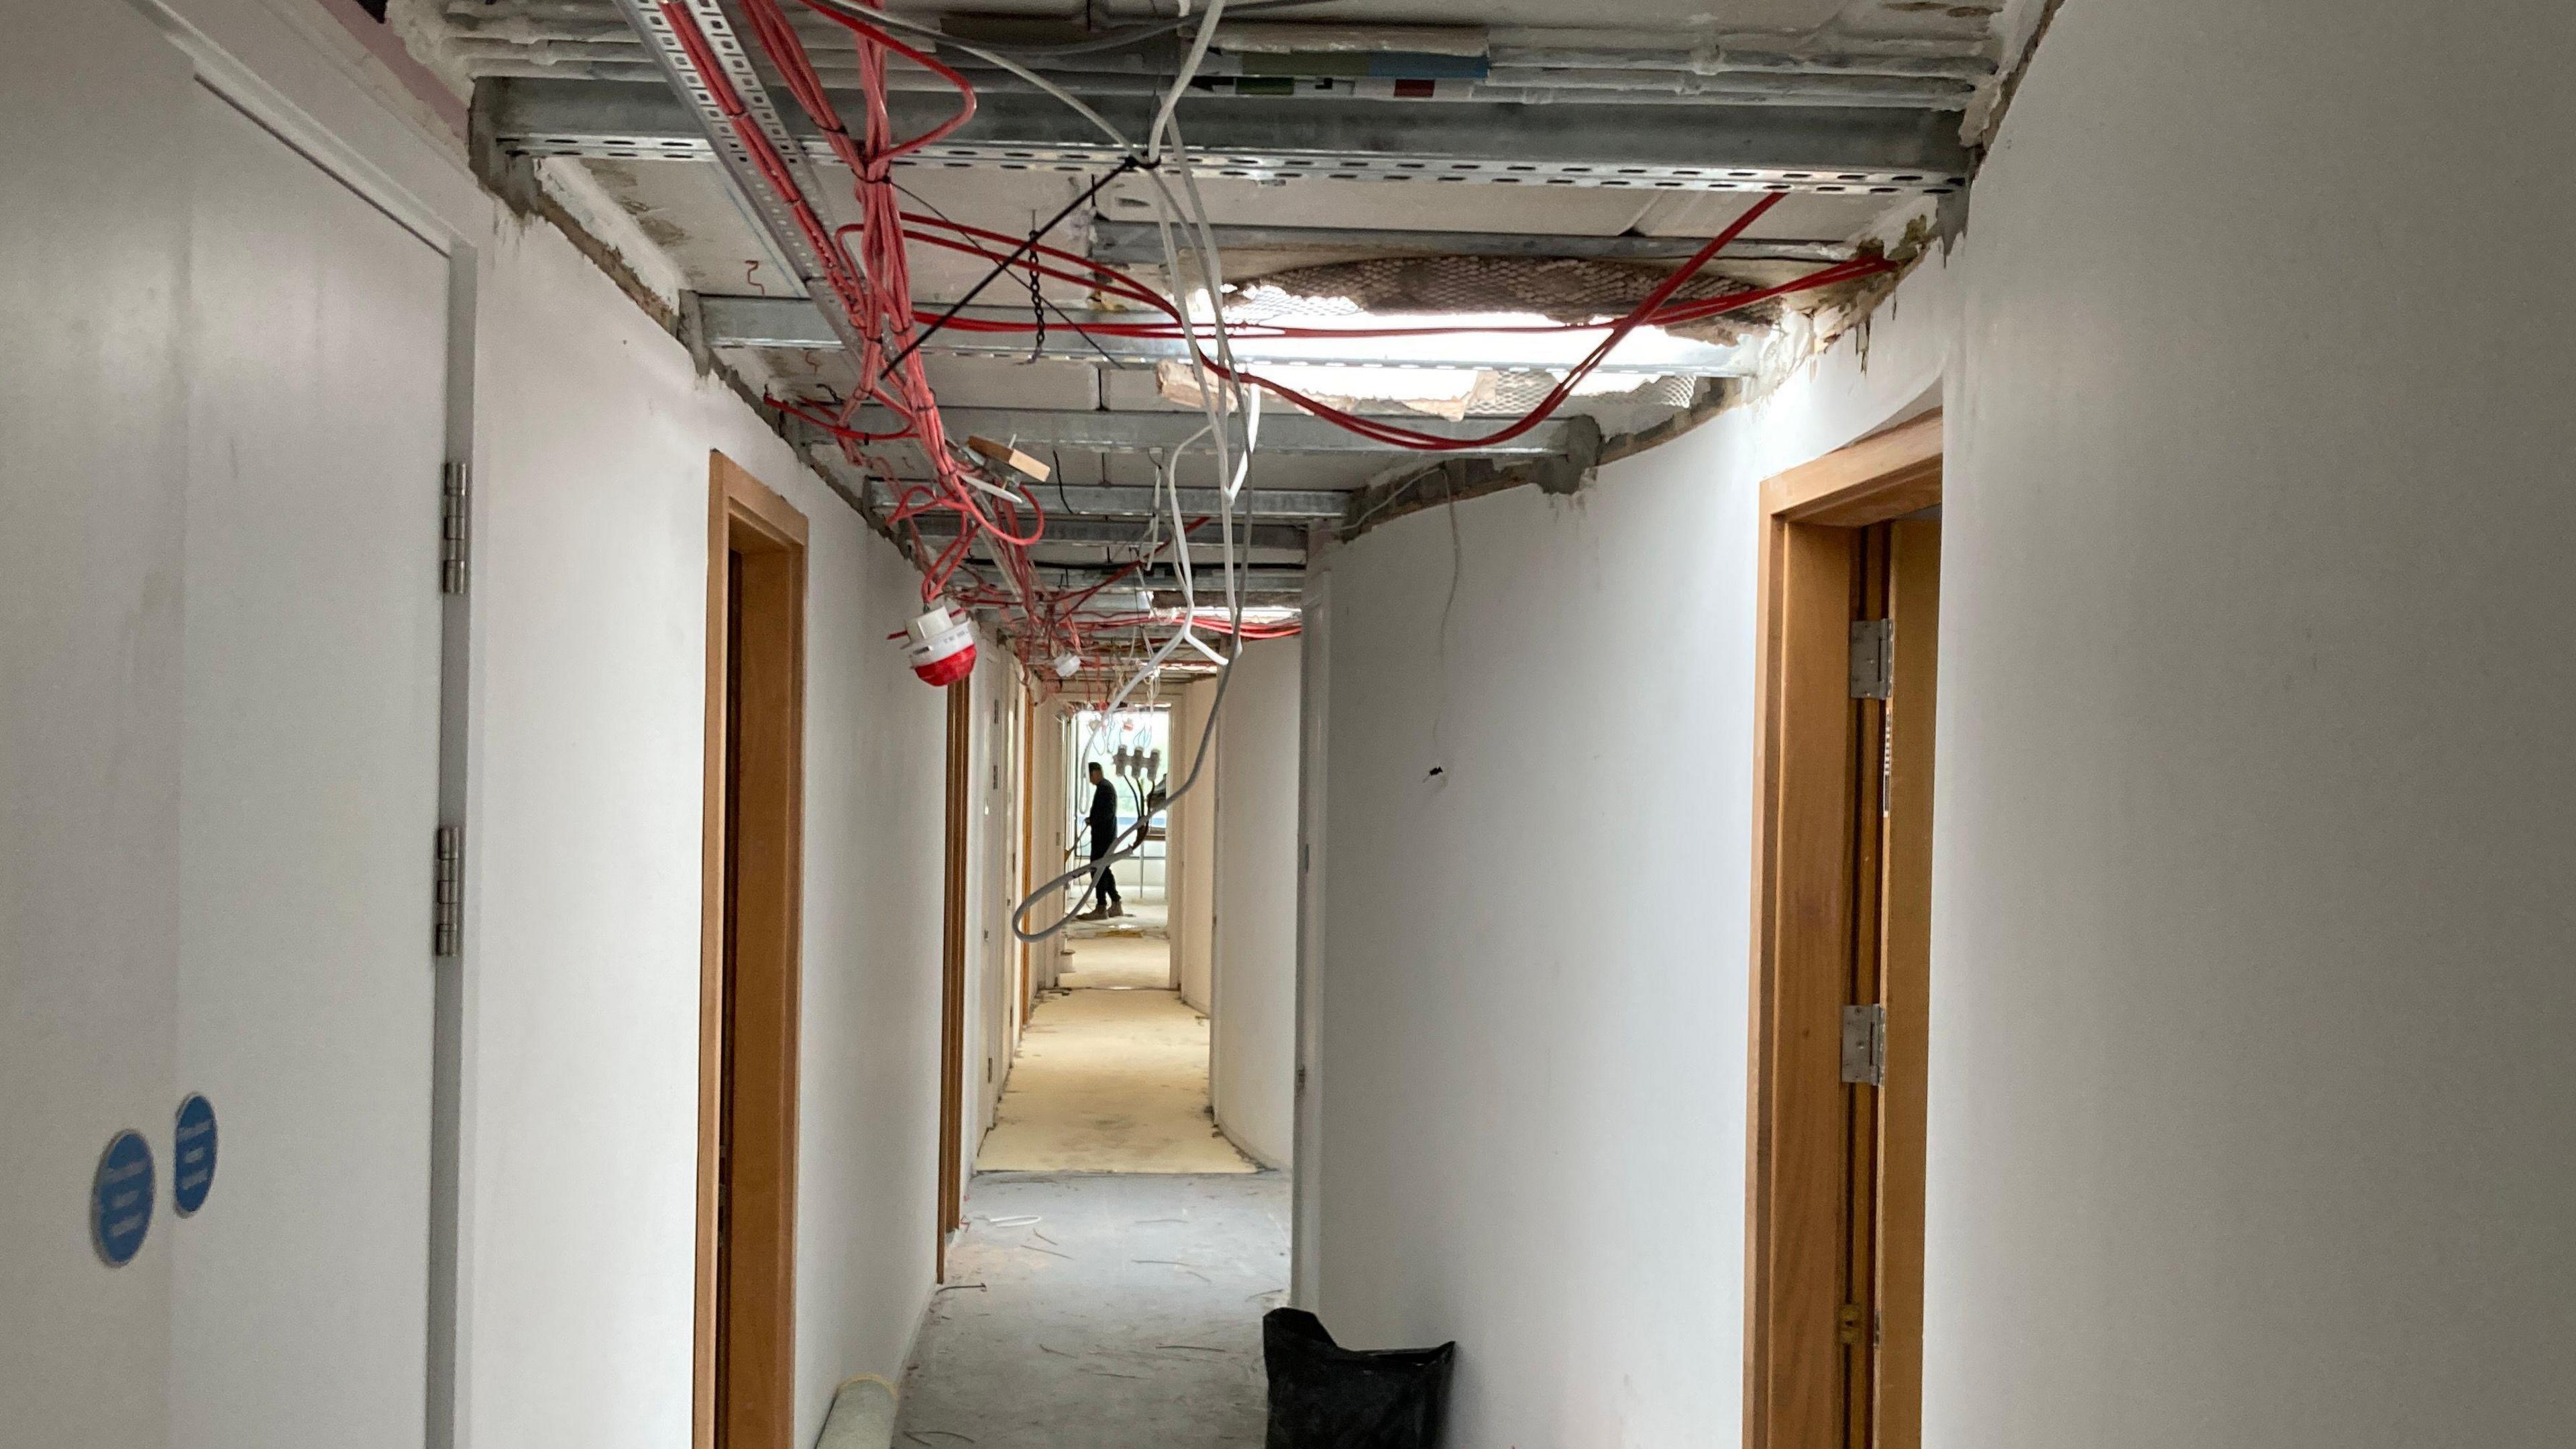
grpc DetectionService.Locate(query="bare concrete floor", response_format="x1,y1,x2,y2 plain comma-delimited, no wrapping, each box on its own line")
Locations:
896,1173,1288,1449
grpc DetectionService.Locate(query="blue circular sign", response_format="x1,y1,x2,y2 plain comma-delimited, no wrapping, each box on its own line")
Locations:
91,1130,154,1267
172,1094,218,1218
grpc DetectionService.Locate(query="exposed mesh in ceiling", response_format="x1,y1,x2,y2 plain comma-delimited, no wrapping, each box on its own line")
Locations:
1233,256,1762,341
1489,370,1695,411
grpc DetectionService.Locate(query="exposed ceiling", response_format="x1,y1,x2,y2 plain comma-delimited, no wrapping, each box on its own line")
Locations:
398,0,2011,669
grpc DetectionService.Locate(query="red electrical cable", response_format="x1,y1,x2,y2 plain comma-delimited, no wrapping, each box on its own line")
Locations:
936,241,1888,445
875,193,1897,453
847,184,1890,460
699,0,1902,677
719,0,1065,621
894,210,1885,344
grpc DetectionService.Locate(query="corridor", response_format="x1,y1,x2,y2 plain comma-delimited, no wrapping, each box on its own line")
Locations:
15,4,2571,1448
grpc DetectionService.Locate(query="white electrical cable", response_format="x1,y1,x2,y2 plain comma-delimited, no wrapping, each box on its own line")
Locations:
814,2,1130,149
1163,154,1250,631
1014,625,1240,943
1155,117,1260,676
837,0,1254,586
835,0,1257,533
1165,119,1260,502
1033,434,1236,937
1146,0,1228,166
1159,431,1232,668
1072,58,1254,730
1024,409,1246,939
803,0,1263,942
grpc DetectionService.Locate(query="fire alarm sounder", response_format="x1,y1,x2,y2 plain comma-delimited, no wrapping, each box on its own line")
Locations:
904,606,976,687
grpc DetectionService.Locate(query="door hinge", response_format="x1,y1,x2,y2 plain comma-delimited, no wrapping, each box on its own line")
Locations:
441,461,470,596
433,824,464,958
1848,618,1892,700
1295,1063,1309,1095
1841,1003,1886,1087
1837,1303,1865,1346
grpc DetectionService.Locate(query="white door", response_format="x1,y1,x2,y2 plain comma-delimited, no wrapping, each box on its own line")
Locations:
172,88,448,1448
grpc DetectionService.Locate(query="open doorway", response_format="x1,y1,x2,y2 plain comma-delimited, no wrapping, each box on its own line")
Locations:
696,453,807,1449
1748,413,1941,1449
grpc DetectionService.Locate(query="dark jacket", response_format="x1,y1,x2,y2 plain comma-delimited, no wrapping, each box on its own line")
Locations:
1087,777,1118,846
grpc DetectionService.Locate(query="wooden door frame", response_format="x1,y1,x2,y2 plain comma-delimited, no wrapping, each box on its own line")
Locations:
698,452,808,1449
1746,411,1941,1449
936,678,971,1278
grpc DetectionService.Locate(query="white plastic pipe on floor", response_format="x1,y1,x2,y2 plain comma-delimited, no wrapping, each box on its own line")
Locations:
816,1375,899,1449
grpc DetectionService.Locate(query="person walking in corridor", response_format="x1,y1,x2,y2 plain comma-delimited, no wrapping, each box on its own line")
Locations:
1084,761,1124,919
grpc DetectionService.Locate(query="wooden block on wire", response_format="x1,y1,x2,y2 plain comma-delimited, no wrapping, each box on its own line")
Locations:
966,435,1051,483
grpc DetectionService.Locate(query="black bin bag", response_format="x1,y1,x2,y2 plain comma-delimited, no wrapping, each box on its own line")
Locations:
1263,1308,1456,1449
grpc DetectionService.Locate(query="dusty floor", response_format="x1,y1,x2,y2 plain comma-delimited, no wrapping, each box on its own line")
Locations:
1069,893,1169,934
897,1173,1287,1449
975,936,1252,1173
1059,933,1174,990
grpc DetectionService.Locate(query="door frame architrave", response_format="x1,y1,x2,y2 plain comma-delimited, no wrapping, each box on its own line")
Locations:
1746,409,1941,1449
697,451,808,1449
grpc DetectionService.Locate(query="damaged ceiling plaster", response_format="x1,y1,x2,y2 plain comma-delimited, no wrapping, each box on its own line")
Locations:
391,0,2025,653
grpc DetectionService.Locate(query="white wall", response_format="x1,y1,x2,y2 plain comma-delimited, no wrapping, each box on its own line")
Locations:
1307,249,1947,1446
1169,676,1221,1008
465,176,947,1449
1314,447,1764,1446
1922,2,2576,1444
1289,566,1332,1297
1,4,953,1446
1211,640,1301,1171
1314,2,2576,1443
0,7,191,1445
785,484,951,1448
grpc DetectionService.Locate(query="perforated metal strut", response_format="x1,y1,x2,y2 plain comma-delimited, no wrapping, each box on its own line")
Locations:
485,79,1972,197
604,0,869,352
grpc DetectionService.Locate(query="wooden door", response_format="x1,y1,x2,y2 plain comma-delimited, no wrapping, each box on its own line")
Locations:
173,86,449,1448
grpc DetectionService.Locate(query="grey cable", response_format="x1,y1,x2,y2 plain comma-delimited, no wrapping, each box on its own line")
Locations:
1014,625,1240,943
942,0,1340,60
